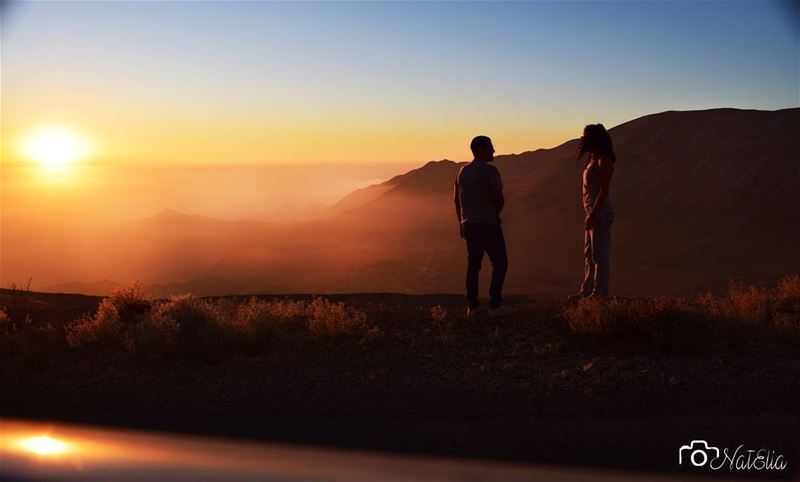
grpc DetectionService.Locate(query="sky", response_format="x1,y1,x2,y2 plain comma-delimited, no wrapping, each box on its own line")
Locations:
2,0,798,167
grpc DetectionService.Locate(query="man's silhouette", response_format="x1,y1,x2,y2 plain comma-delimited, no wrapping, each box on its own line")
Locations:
454,136,513,320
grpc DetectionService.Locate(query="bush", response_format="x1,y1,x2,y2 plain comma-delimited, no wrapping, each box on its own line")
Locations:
564,275,800,353
226,297,300,349
563,297,717,353
63,284,371,358
0,308,11,346
2,312,65,362
430,305,456,345
776,274,800,310
710,281,774,325
66,283,154,353
107,282,152,325
700,276,800,332
66,301,126,353
306,298,367,338
563,298,613,334
158,294,216,339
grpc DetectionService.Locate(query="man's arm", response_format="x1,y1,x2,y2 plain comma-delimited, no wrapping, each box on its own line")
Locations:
454,179,462,222
454,179,464,238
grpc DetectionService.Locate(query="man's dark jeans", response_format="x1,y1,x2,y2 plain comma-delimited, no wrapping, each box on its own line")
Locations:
463,222,508,310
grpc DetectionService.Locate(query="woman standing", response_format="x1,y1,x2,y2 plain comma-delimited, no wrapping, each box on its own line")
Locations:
574,124,616,299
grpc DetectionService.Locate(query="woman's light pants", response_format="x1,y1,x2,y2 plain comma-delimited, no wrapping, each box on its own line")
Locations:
580,211,613,297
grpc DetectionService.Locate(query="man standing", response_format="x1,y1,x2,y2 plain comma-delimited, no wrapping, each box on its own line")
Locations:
454,136,513,321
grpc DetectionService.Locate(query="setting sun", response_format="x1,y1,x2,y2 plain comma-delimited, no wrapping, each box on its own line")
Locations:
21,126,89,171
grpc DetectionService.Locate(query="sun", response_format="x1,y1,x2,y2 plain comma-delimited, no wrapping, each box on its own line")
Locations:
21,126,89,171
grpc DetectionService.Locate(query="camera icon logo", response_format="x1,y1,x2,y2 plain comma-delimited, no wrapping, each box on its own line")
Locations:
679,440,720,467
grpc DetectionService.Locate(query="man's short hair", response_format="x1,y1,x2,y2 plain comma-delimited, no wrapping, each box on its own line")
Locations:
470,135,492,155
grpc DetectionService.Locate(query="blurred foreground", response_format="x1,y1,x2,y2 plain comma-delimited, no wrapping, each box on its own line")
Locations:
0,418,744,481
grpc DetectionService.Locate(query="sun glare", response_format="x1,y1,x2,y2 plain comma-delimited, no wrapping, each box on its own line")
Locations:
17,435,71,456
21,126,89,171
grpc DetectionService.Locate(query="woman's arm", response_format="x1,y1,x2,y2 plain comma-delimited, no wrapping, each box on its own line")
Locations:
585,156,614,229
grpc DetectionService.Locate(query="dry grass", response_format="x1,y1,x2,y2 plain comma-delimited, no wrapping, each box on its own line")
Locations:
307,297,368,338
430,305,456,345
776,274,800,309
563,297,717,353
563,274,800,353
0,308,10,339
67,304,127,354
62,285,370,359
702,282,774,325
1,314,65,362
5,275,799,361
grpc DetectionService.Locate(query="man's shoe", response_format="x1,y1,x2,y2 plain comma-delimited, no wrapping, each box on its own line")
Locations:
488,305,517,318
466,307,480,322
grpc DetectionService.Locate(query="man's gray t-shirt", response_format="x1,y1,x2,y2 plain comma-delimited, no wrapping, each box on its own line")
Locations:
456,161,503,224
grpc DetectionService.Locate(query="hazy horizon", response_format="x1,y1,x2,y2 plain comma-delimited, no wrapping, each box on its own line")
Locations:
1,160,421,223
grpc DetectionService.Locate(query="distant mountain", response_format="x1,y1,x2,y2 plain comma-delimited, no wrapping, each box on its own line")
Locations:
26,108,800,297
42,279,123,297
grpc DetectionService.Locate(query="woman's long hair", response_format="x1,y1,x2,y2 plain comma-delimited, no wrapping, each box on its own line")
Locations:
577,124,616,163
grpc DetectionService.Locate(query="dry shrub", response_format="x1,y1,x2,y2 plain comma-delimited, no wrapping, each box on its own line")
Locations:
430,305,455,345
6,277,33,319
563,297,718,354
159,294,251,359
65,288,183,356
776,274,800,310
700,276,800,332
63,285,370,358
771,274,800,332
0,308,11,348
106,282,153,325
564,275,800,353
257,298,308,322
306,297,367,338
707,281,775,324
66,301,126,353
126,308,179,356
66,282,154,353
3,282,68,361
158,294,216,338
129,295,302,358
562,298,613,334
5,314,65,362
227,297,301,349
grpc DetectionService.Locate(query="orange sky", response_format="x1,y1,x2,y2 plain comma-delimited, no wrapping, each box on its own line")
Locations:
8,2,797,169
3,85,576,168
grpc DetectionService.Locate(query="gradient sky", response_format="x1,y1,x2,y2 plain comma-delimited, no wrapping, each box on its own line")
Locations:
2,0,798,166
